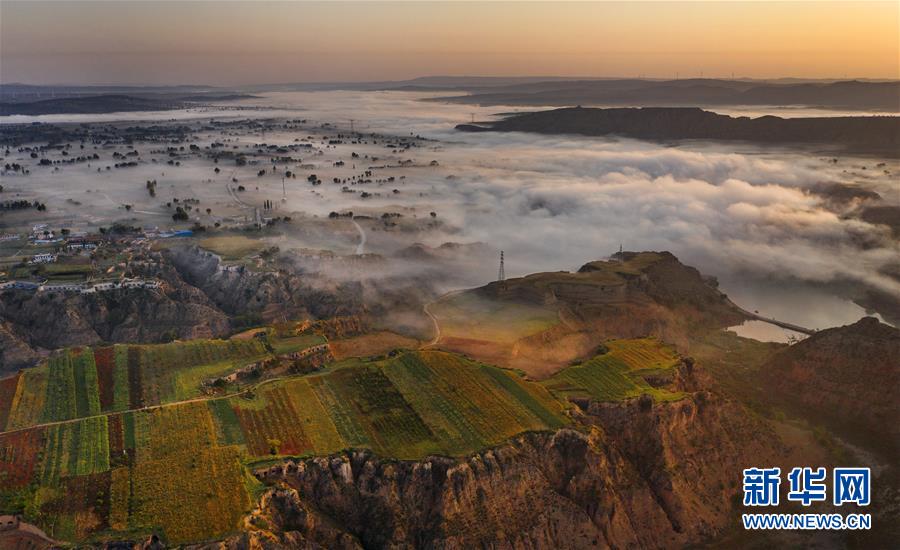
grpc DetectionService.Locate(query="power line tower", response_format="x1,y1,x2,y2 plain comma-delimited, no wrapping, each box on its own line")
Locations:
349,119,355,133
498,250,505,282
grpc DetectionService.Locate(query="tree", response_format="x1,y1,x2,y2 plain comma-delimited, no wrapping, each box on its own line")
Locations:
268,438,281,455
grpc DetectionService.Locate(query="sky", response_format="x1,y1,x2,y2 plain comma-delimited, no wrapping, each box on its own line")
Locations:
1,1,898,85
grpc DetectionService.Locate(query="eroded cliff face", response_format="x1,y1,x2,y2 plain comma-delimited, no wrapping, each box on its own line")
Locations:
0,320,41,370
206,366,783,550
0,275,229,372
164,246,364,322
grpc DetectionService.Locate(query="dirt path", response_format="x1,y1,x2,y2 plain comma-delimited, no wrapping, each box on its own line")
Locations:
423,301,441,347
351,219,366,254
421,288,468,348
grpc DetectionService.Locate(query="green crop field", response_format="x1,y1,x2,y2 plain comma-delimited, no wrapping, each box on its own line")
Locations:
208,398,246,447
323,364,441,458
136,339,269,405
5,368,47,430
270,333,326,355
383,352,567,455
39,416,109,485
225,350,568,460
39,349,102,423
3,338,274,433
542,338,685,402
41,352,78,422
198,235,267,260
112,345,131,412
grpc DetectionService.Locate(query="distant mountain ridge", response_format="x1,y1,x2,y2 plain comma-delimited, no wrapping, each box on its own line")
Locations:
432,78,900,111
0,94,187,115
457,106,900,155
0,93,255,115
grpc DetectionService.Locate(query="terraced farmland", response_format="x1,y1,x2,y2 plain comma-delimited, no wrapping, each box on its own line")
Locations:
39,416,110,485
133,338,270,405
1,338,278,433
4,368,47,430
41,349,101,422
383,352,567,455
233,386,314,456
0,334,689,546
323,364,442,458
279,378,344,453
542,337,685,402
0,428,43,489
0,372,21,430
270,333,326,355
129,402,251,543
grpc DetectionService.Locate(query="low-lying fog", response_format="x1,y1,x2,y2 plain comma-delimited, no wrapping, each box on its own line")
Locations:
2,91,897,338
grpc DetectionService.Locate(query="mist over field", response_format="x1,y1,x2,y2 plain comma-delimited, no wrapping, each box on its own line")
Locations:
257,92,898,329
2,90,896,331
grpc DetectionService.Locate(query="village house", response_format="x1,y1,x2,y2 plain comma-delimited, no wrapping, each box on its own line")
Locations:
30,253,57,264
122,278,162,289
92,281,119,291
66,235,102,250
39,282,84,293
0,280,41,291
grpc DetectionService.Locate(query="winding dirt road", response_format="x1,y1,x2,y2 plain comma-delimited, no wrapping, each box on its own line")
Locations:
421,288,468,348
351,219,366,254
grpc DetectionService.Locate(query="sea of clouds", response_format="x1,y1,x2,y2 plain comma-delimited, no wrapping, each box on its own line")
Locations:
271,91,898,330
4,90,896,331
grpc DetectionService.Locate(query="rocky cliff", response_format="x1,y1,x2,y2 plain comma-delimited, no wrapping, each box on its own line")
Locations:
204,364,783,550
164,245,364,322
0,277,228,373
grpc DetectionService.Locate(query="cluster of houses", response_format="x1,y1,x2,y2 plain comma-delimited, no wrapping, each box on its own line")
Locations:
29,253,57,264
0,277,163,294
66,235,102,250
